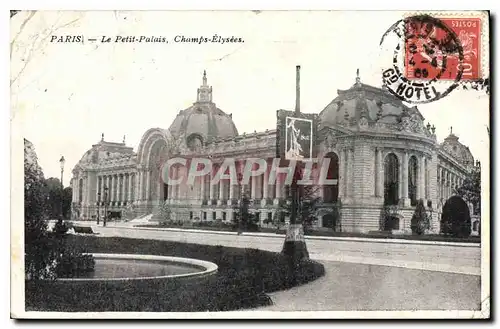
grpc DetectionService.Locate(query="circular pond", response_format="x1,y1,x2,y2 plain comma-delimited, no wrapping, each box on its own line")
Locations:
58,253,218,282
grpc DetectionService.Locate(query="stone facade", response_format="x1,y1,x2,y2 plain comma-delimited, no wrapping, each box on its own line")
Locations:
71,72,479,234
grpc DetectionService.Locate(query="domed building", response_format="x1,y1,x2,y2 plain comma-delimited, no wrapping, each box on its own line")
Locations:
71,70,479,234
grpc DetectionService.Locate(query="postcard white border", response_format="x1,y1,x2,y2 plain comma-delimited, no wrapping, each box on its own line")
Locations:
6,4,492,323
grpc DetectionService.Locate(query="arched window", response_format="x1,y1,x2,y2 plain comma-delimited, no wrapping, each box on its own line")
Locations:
408,156,418,206
163,183,169,201
384,153,399,205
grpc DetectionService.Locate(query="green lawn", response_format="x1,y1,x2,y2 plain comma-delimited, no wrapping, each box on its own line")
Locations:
25,235,325,312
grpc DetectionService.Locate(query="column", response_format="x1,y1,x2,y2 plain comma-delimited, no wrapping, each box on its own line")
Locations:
74,177,78,202
425,158,429,200
229,175,235,201
345,149,353,198
102,176,106,201
263,161,269,199
251,174,257,200
81,177,86,204
156,173,162,202
107,175,112,201
117,174,122,203
445,171,449,200
175,166,181,200
424,161,428,201
338,149,345,199
137,168,144,201
99,176,103,198
128,173,133,201
445,171,448,199
447,172,451,199
134,171,138,202
419,156,425,202
275,173,282,199
145,170,151,201
375,148,384,197
452,174,456,196
442,170,446,200
209,168,215,201
437,167,441,200
96,176,100,200
75,178,80,202
219,179,225,201
115,175,119,201
416,158,421,200
121,174,125,202
131,173,135,201
107,175,111,201
200,174,206,201
402,152,409,204
112,175,115,201
123,174,127,202
108,175,112,202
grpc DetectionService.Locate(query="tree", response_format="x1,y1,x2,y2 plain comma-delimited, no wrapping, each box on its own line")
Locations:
25,139,94,280
455,168,481,216
279,184,321,231
232,187,259,232
24,139,58,280
158,200,172,224
441,195,471,238
62,187,72,219
44,177,63,220
410,199,430,235
270,205,286,230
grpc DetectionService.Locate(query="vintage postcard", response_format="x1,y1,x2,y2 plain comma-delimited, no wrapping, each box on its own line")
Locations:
10,10,490,319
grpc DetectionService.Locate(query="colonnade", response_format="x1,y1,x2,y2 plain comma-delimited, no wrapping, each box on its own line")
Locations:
96,172,135,205
437,166,464,201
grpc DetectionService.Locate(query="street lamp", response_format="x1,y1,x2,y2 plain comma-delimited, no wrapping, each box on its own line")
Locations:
59,156,65,224
103,185,109,227
97,192,101,225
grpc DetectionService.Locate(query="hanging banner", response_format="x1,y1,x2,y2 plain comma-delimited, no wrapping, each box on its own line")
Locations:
276,110,318,162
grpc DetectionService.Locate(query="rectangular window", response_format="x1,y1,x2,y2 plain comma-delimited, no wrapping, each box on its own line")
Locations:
189,211,193,220
268,212,272,222
222,212,227,221
203,212,207,220
212,211,216,221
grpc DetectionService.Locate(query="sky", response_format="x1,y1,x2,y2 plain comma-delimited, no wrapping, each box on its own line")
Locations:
11,10,490,186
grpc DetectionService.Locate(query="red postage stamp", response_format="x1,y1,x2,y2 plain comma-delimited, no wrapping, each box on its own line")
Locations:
405,17,481,81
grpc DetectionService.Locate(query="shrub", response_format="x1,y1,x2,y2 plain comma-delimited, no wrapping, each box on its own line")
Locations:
53,221,69,236
411,199,430,235
56,249,95,278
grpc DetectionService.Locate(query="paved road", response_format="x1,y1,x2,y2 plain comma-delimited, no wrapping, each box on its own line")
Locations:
262,261,480,311
92,225,480,276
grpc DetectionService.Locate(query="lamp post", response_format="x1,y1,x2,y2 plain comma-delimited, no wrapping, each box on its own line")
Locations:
59,156,65,224
97,192,101,225
103,185,108,227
